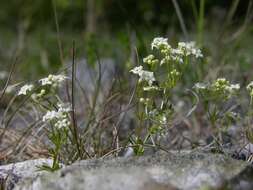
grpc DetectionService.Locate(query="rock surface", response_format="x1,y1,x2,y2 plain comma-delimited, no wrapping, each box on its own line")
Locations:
0,159,53,190
69,58,116,104
11,151,253,190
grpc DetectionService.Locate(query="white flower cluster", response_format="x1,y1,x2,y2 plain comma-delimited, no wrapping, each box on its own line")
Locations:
130,66,155,86
178,42,203,58
194,78,240,98
226,83,240,93
130,37,203,104
247,82,253,91
18,84,34,96
17,73,67,98
212,78,240,94
39,74,67,88
151,37,170,50
43,110,60,121
42,103,71,129
194,82,208,90
151,37,203,65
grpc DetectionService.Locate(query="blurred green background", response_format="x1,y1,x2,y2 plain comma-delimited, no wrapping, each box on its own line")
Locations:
0,0,252,82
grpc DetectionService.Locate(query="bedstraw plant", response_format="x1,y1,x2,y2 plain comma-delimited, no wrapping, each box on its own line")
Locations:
17,74,71,171
129,37,203,155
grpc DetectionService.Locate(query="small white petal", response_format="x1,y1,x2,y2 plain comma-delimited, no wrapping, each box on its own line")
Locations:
18,84,34,96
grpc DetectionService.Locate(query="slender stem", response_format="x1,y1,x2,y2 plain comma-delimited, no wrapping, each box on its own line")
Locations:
190,0,198,22
71,40,82,159
0,57,17,104
83,49,102,134
197,0,205,46
172,0,189,40
52,0,64,65
52,0,72,106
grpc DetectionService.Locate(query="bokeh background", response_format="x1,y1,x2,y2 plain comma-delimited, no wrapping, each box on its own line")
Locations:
0,0,252,81
1,0,253,163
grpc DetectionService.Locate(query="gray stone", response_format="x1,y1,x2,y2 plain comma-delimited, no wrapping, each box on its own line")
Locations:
0,159,54,190
13,151,253,190
68,58,116,104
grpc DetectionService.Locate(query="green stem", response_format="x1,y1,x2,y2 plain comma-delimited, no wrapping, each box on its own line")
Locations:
197,0,205,46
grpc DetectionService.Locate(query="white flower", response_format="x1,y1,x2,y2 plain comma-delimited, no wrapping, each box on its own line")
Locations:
247,81,253,91
160,56,171,65
139,70,155,86
58,103,72,113
39,74,67,87
160,115,167,124
42,103,71,129
225,83,240,97
151,37,169,50
169,49,184,63
130,66,156,86
178,41,203,58
195,79,239,98
247,82,253,97
171,48,184,56
227,84,240,91
40,78,51,86
171,55,183,63
192,48,203,58
18,84,34,95
130,66,143,75
42,110,60,122
194,82,208,90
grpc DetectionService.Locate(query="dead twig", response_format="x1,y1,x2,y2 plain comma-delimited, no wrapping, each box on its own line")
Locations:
0,58,17,104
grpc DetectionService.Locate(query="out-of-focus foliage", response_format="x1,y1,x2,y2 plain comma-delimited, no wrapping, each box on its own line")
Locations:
0,0,250,32
1,0,253,163
0,0,252,80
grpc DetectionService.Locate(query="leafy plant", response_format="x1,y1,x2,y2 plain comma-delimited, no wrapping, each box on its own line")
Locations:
17,74,72,171
129,37,203,155
193,78,240,145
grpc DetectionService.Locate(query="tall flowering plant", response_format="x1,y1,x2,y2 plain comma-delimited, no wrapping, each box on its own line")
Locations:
129,37,203,155
193,78,240,145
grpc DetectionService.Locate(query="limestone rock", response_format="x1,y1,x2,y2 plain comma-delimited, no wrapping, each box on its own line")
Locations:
14,152,253,190
0,159,53,190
